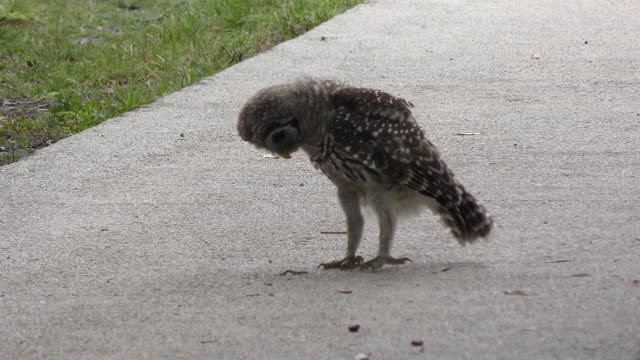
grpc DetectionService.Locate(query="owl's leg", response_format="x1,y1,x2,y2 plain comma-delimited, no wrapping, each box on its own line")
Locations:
318,188,364,270
360,186,411,271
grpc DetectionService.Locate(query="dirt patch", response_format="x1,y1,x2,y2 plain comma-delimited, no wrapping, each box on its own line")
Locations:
1,98,56,165
0,97,52,119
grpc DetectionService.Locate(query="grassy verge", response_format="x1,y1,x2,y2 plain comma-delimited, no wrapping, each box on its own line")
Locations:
0,0,361,164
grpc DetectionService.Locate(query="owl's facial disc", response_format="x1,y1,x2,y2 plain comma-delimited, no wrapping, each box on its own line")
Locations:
264,117,300,159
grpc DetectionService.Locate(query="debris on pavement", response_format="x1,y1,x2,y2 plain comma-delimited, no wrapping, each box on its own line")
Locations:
544,258,572,263
321,231,347,234
456,132,479,136
338,290,353,294
279,270,308,276
433,266,450,274
354,353,371,360
504,289,532,296
348,324,360,333
570,273,591,277
411,340,425,352
262,154,279,159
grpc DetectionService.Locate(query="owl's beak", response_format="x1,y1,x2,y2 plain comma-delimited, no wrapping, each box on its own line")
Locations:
277,152,291,159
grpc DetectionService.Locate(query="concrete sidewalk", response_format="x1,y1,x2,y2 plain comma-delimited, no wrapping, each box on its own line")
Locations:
1,0,639,359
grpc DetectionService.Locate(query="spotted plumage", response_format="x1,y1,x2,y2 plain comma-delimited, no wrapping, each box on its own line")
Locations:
237,78,493,270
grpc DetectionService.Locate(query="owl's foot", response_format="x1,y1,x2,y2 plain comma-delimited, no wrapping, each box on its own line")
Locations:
359,256,412,271
318,256,364,270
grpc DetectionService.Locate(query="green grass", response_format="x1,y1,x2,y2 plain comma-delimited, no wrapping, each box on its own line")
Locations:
0,0,361,164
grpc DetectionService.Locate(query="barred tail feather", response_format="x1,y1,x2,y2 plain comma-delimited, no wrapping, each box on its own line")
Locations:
436,190,493,245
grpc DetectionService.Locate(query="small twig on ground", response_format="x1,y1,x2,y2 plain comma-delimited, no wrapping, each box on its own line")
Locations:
279,270,308,276
544,258,572,263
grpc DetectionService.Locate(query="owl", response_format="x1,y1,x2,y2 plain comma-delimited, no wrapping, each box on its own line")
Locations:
237,78,493,270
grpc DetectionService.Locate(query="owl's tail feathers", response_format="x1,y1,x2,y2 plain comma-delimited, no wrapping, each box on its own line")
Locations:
437,190,494,246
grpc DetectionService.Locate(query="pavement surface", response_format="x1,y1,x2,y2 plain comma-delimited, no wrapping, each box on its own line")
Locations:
1,0,639,359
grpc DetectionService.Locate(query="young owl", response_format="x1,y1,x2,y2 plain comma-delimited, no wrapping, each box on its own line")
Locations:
237,78,493,270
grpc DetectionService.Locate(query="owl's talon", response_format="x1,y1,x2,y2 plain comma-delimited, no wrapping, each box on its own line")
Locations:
359,256,412,271
318,256,364,270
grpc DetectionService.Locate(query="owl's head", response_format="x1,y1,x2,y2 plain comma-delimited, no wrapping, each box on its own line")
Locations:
237,84,304,159
238,79,340,159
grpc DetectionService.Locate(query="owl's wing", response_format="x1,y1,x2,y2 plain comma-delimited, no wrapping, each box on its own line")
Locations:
325,86,492,242
327,87,459,202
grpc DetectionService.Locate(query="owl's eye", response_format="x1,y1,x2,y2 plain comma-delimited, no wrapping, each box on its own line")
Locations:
264,117,300,154
264,117,298,144
263,121,283,140
271,129,287,144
